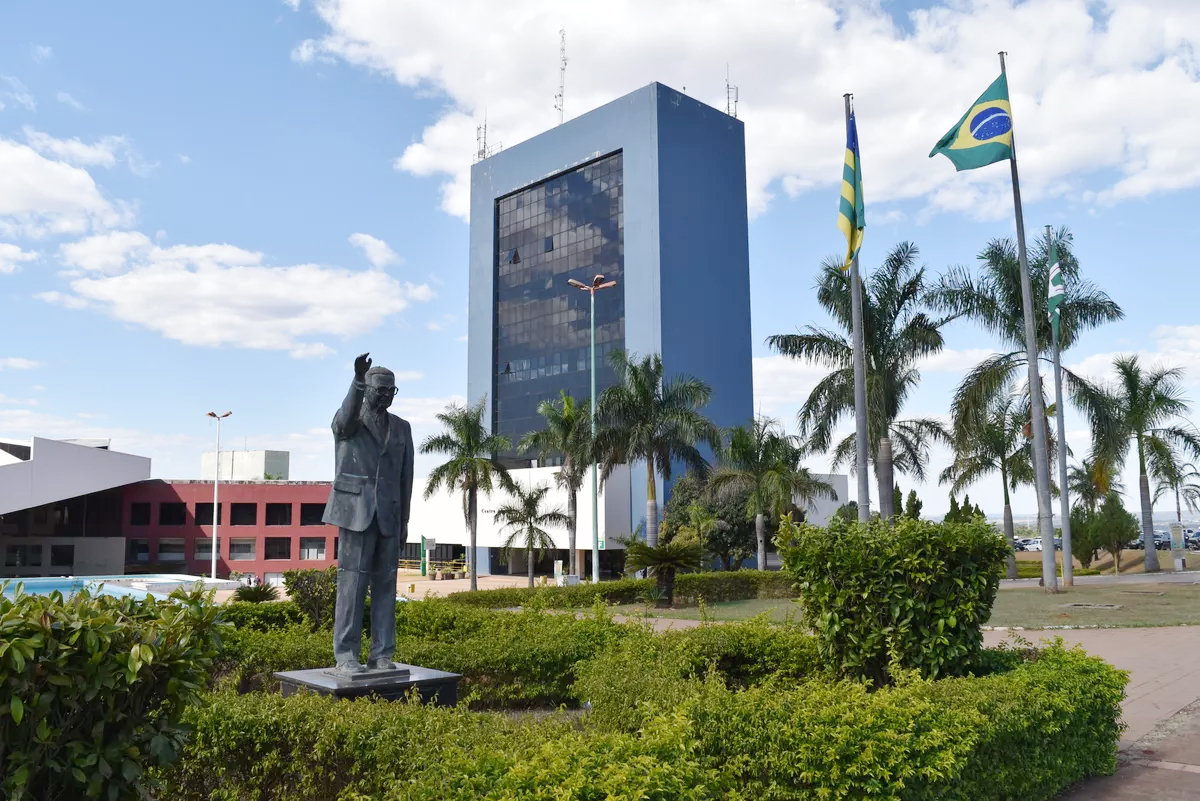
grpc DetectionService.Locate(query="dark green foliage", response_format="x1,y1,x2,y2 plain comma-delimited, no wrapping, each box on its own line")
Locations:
0,586,225,801
779,515,1009,685
894,484,904,518
164,640,1124,801
231,583,280,603
662,471,757,570
1070,504,1104,569
282,566,338,630
1094,491,1140,572
444,570,796,609
218,600,307,631
905,489,923,520
834,500,859,523
622,537,705,607
945,492,986,523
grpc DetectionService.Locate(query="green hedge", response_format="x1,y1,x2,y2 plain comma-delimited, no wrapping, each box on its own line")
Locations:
161,643,1125,801
1014,562,1101,579
218,600,307,631
445,570,795,609
0,586,224,801
780,515,1009,685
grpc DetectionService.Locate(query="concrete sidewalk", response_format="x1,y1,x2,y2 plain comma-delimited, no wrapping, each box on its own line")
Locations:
999,570,1200,590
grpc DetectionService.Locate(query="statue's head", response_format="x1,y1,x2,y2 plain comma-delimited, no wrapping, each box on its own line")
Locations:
364,366,396,413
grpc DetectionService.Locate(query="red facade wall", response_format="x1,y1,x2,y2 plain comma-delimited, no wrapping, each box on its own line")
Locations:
121,479,337,581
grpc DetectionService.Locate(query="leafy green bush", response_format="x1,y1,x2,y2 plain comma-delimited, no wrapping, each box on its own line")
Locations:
162,643,1124,801
1014,561,1100,579
445,570,795,609
682,643,1125,800
0,586,225,801
214,625,334,692
232,583,280,603
282,566,338,630
157,689,719,801
779,515,1009,685
218,600,307,631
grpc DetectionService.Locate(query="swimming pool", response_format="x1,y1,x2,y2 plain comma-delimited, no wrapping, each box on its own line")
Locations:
0,573,228,601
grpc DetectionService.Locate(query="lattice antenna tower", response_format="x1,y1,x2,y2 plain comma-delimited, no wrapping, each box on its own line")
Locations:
554,28,567,125
725,64,738,118
474,109,502,164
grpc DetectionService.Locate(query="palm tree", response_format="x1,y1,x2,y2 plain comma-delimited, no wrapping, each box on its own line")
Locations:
675,501,718,558
710,416,836,570
623,537,705,608
1068,455,1124,515
767,243,948,517
518,391,592,577
420,397,515,592
927,228,1122,435
1153,457,1200,525
1087,356,1200,572
494,483,570,588
596,350,719,548
940,393,1040,579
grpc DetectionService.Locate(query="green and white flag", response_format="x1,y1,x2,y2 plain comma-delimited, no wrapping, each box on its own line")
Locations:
1047,235,1065,337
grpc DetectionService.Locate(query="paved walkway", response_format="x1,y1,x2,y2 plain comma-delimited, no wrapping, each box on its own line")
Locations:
1000,570,1200,590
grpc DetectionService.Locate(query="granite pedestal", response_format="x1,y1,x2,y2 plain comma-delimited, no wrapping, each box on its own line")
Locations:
274,663,462,706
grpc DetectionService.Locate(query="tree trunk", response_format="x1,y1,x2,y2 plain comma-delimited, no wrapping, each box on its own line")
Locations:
656,566,675,608
567,490,580,577
1177,488,1183,524
527,542,535,588
755,513,767,571
1140,466,1160,573
1002,502,1019,580
877,438,895,520
645,461,659,548
468,486,479,592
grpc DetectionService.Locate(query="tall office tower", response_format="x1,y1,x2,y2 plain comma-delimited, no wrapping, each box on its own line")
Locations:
468,82,753,506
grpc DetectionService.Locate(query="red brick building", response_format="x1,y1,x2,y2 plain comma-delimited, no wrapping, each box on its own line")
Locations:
121,480,339,583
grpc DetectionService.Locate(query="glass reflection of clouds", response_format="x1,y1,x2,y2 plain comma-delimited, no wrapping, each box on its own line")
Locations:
493,151,624,459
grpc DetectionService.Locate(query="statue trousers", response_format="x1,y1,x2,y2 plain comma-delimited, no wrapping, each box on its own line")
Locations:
333,516,399,666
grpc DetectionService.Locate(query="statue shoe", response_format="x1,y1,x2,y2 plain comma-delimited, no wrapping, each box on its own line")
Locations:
336,660,367,675
367,658,398,670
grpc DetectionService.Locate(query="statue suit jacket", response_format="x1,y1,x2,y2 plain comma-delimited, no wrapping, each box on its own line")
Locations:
322,378,415,541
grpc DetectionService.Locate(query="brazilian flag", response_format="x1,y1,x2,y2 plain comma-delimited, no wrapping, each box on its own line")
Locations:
929,73,1013,171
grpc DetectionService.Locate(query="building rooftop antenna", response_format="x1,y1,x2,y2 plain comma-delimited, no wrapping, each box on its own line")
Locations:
554,28,567,125
725,64,739,119
474,108,502,164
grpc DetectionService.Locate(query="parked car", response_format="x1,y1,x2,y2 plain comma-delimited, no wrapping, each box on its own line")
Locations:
1013,540,1028,552
1027,538,1043,552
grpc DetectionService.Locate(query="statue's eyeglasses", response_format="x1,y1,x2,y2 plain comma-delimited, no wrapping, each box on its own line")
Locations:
369,386,399,397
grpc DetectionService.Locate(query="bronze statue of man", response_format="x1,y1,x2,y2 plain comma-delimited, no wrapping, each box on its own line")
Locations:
322,352,414,674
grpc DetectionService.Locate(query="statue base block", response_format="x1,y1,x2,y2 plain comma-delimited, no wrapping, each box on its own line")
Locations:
274,663,461,706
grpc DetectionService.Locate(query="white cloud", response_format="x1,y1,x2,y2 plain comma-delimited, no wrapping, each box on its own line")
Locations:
426,313,456,332
0,138,130,238
48,231,435,358
920,348,996,374
283,0,301,10
32,45,53,63
0,394,38,406
55,91,84,111
1,76,36,110
298,0,1200,221
0,357,39,370
0,243,38,274
393,370,424,381
1069,324,1200,387
752,355,828,424
179,154,191,164
24,127,125,168
348,232,401,268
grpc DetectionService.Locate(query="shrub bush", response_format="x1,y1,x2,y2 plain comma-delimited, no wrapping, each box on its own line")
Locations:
218,600,307,631
0,586,225,800
779,515,1009,685
162,643,1124,801
282,566,338,630
214,625,334,692
232,583,281,603
445,570,795,609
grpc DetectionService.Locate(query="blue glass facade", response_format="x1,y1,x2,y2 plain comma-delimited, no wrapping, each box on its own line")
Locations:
493,152,624,452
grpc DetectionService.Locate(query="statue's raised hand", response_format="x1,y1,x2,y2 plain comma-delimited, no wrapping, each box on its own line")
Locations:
354,352,372,379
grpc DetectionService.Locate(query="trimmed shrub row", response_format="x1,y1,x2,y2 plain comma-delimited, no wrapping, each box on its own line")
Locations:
160,643,1125,801
218,600,307,631
444,570,796,609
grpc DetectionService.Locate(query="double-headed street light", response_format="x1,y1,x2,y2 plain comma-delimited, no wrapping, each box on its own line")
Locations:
206,411,232,580
568,274,617,583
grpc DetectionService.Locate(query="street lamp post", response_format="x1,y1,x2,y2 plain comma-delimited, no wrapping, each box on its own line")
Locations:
206,411,232,580
568,274,617,584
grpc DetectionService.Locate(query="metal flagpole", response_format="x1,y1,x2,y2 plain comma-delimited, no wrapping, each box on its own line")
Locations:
1047,225,1073,586
1000,52,1057,592
844,94,871,524
206,411,232,579
590,287,600,584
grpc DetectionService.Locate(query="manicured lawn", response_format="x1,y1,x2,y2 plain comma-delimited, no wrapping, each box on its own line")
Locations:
614,582,1200,628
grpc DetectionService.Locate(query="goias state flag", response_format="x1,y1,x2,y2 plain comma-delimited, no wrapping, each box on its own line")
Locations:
929,73,1013,171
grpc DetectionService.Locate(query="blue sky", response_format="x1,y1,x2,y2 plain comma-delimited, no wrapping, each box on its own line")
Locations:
3,0,1199,519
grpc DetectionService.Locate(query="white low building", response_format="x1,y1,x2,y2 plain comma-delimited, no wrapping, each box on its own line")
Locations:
0,437,151,577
